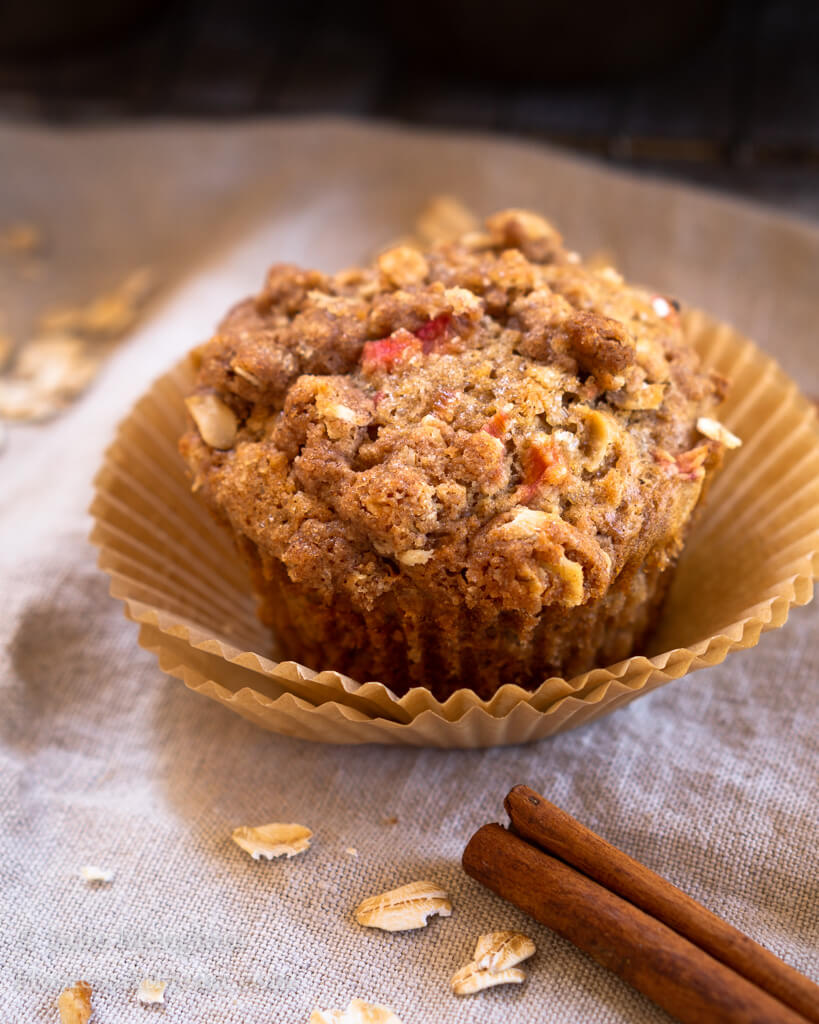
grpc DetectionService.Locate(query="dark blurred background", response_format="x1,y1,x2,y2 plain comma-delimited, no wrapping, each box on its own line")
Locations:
0,0,817,217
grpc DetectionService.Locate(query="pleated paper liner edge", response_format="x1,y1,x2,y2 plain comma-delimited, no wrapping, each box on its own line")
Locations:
137,621,719,748
89,310,819,743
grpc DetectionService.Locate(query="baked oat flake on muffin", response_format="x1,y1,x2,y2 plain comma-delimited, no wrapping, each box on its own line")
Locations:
180,209,735,700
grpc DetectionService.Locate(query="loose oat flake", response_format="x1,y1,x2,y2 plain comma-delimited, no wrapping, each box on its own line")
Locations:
354,880,452,932
80,865,114,883
451,961,526,996
0,335,100,422
696,416,742,449
310,997,404,1023
0,377,58,421
474,930,536,973
57,981,92,1024
137,978,167,1004
39,267,155,339
231,822,312,860
0,267,157,428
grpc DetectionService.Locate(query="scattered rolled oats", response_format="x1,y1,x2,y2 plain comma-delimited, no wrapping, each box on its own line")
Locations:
697,416,742,449
136,978,167,1004
37,306,81,333
474,930,536,973
80,865,114,883
345,847,359,858
17,336,99,394
57,981,92,1024
0,377,58,421
185,393,239,449
0,378,53,420
39,267,154,339
311,1009,344,1024
354,880,452,932
451,962,526,996
310,997,404,1024
0,335,100,422
0,266,156,431
231,822,312,860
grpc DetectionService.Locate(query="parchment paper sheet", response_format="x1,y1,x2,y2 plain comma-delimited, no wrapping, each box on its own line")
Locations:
2,119,818,1022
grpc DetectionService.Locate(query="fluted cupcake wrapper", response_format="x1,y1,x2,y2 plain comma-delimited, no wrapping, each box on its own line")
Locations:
89,309,819,747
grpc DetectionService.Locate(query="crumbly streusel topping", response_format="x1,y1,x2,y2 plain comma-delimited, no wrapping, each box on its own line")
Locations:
181,210,726,618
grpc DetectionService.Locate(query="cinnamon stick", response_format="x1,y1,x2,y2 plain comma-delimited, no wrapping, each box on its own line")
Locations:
463,823,808,1024
505,785,819,1024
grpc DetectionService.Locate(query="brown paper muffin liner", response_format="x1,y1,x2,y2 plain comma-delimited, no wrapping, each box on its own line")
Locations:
90,309,819,747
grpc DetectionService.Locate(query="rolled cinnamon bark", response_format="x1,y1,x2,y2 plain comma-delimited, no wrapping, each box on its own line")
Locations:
462,823,809,1024
505,785,819,1024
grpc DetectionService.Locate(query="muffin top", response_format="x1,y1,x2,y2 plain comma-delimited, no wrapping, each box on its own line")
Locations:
181,209,730,619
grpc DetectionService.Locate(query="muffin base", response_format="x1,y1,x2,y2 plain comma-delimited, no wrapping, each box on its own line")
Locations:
240,537,676,701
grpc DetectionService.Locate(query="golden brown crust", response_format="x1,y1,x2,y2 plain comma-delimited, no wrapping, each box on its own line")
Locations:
180,208,728,697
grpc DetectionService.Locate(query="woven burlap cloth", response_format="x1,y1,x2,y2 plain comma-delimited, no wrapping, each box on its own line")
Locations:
1,120,817,1023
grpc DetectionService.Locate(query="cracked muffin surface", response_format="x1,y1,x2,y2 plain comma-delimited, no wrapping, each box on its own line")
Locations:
180,209,730,699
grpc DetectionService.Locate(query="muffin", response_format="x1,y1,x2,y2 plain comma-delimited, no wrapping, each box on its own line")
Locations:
180,209,734,701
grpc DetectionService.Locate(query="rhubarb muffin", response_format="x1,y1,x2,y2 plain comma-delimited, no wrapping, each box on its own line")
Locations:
179,209,735,701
